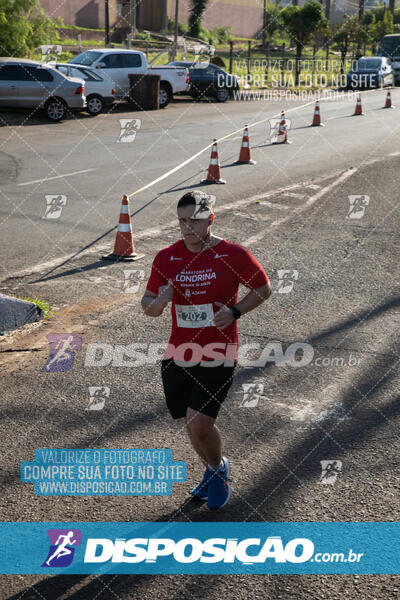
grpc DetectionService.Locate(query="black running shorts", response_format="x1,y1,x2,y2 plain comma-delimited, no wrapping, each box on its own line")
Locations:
161,358,236,420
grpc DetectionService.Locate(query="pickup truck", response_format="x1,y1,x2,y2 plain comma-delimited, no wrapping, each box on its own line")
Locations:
69,49,189,108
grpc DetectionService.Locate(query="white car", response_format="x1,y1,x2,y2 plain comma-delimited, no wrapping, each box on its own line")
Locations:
50,62,115,115
69,49,189,108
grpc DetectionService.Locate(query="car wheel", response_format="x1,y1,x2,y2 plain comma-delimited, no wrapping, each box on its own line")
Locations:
159,84,172,109
45,98,66,122
86,94,104,115
215,88,229,102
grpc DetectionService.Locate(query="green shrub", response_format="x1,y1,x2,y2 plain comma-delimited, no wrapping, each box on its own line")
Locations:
135,31,151,40
0,0,58,57
211,26,233,44
167,18,189,35
23,297,53,318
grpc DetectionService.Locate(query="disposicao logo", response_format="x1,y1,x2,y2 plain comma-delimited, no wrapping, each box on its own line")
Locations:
83,536,314,564
42,529,82,567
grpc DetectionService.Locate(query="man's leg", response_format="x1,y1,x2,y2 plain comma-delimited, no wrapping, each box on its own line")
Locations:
185,415,209,467
185,407,222,467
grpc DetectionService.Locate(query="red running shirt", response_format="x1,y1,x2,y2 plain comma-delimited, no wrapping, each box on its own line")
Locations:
146,238,269,362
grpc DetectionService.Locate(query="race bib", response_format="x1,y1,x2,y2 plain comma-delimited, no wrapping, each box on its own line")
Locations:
175,304,214,328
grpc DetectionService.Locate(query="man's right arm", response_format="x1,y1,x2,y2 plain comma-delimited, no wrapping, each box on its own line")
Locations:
141,280,173,317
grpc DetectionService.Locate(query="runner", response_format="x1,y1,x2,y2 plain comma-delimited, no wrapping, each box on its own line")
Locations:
141,190,271,509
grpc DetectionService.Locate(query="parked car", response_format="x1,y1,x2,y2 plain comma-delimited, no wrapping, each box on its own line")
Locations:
0,58,85,121
168,60,239,102
69,49,189,108
378,34,400,84
49,62,115,115
346,56,393,89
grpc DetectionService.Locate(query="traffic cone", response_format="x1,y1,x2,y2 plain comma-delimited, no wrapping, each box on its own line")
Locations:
201,139,226,184
102,195,145,261
353,94,364,115
384,90,395,108
311,100,324,126
235,125,256,164
273,111,292,144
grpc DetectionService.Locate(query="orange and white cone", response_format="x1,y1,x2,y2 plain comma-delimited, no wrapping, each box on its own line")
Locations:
235,125,256,164
103,195,145,261
201,139,226,184
274,111,291,144
384,90,395,109
311,100,324,126
353,94,364,115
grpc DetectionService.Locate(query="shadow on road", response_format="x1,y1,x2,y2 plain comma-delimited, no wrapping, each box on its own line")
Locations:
5,296,400,599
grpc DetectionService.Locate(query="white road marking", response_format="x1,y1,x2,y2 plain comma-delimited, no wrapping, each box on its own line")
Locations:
257,201,289,210
6,87,394,280
5,172,353,281
362,158,381,166
243,168,357,246
282,191,307,199
18,168,97,186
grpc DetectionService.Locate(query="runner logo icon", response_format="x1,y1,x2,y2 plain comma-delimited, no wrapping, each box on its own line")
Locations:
42,334,82,373
42,529,82,567
318,460,342,485
276,270,299,294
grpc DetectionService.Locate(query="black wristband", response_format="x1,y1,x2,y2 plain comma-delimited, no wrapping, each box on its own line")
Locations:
230,306,241,320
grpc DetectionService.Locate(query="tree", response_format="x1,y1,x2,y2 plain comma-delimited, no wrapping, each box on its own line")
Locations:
263,1,282,47
363,5,399,26
333,14,361,74
281,1,328,85
370,10,394,44
0,0,57,57
263,2,282,79
189,0,210,38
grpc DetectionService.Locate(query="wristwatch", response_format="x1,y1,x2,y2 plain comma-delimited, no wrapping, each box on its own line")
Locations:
230,306,241,320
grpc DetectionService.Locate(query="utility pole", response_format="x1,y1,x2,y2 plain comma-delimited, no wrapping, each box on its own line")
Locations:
389,0,395,16
263,0,267,49
105,0,110,46
358,0,364,23
325,0,331,21
130,0,137,36
356,0,364,60
173,0,179,60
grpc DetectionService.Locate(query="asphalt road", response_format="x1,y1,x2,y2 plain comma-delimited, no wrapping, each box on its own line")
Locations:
1,90,400,598
1,88,400,278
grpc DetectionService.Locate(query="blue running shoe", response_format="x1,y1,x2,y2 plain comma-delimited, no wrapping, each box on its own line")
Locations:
207,457,231,509
190,466,213,500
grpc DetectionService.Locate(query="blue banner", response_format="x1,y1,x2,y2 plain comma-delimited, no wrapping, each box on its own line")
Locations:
20,449,186,496
0,522,399,574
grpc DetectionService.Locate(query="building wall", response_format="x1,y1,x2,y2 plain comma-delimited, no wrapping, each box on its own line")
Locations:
40,0,117,29
203,2,263,38
167,0,263,38
138,0,164,30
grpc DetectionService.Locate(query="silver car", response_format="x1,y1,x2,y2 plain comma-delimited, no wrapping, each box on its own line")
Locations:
49,62,115,115
0,58,86,121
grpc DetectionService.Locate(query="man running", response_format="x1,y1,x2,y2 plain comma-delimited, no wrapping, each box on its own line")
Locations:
141,191,271,509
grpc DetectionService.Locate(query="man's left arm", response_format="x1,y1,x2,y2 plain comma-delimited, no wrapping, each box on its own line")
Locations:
214,282,272,330
214,247,272,330
235,282,272,314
